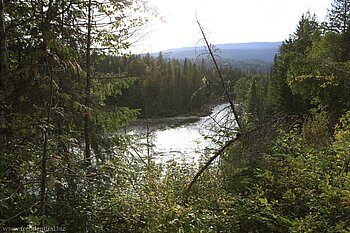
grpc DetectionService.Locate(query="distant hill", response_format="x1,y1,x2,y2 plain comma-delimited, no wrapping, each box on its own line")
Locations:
151,42,282,63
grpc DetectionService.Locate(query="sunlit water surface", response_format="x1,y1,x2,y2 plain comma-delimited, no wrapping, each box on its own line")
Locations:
126,103,236,164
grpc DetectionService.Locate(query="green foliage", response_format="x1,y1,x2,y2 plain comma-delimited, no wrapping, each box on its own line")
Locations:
267,8,350,120
235,73,269,129
267,12,320,116
2,0,350,232
0,0,154,230
221,126,350,232
302,110,331,146
221,5,350,232
333,111,350,177
101,54,242,118
287,37,350,120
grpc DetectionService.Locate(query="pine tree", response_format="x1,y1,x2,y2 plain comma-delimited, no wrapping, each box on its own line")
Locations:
246,78,259,125
328,0,350,33
293,12,320,53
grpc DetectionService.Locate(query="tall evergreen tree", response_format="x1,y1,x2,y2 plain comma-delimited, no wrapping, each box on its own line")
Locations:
267,41,300,115
246,78,260,126
293,12,320,53
0,0,152,229
267,13,319,116
327,0,350,33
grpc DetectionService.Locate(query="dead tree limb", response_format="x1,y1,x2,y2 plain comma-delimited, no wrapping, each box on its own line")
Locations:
186,126,261,192
186,18,244,192
196,17,242,130
186,135,240,192
186,115,302,192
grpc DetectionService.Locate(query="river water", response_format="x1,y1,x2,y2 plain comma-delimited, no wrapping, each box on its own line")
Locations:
125,103,237,164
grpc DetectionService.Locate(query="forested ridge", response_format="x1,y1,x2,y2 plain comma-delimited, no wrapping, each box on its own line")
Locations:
0,0,350,233
97,54,242,117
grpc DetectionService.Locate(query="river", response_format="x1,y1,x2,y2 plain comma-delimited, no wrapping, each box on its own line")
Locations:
125,103,237,164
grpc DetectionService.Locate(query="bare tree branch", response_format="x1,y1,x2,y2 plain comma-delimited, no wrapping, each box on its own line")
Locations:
186,135,240,192
196,16,242,130
186,115,301,192
185,17,244,192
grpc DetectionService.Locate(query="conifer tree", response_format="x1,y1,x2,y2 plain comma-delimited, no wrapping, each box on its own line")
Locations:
328,0,350,33
246,78,260,125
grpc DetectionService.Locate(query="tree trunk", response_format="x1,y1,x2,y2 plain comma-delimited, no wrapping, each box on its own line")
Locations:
344,0,348,33
85,0,92,167
40,0,54,226
0,0,8,136
40,70,53,227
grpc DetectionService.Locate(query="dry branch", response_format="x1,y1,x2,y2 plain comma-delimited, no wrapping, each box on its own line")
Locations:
196,17,242,130
186,135,240,192
186,18,244,192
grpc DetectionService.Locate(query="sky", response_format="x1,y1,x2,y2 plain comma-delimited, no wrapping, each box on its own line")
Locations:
131,0,333,53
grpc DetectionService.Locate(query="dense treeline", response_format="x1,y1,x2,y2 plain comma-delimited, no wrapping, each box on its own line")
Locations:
223,58,273,73
0,0,153,231
96,54,242,117
218,5,350,232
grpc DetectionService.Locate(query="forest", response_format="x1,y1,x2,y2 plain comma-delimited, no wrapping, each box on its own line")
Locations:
0,0,350,232
97,54,243,117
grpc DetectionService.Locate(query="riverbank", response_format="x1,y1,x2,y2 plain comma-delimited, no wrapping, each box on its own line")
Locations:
129,101,229,131
123,102,234,165
131,115,200,129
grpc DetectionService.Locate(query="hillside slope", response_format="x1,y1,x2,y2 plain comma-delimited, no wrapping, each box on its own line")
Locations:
152,42,282,62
